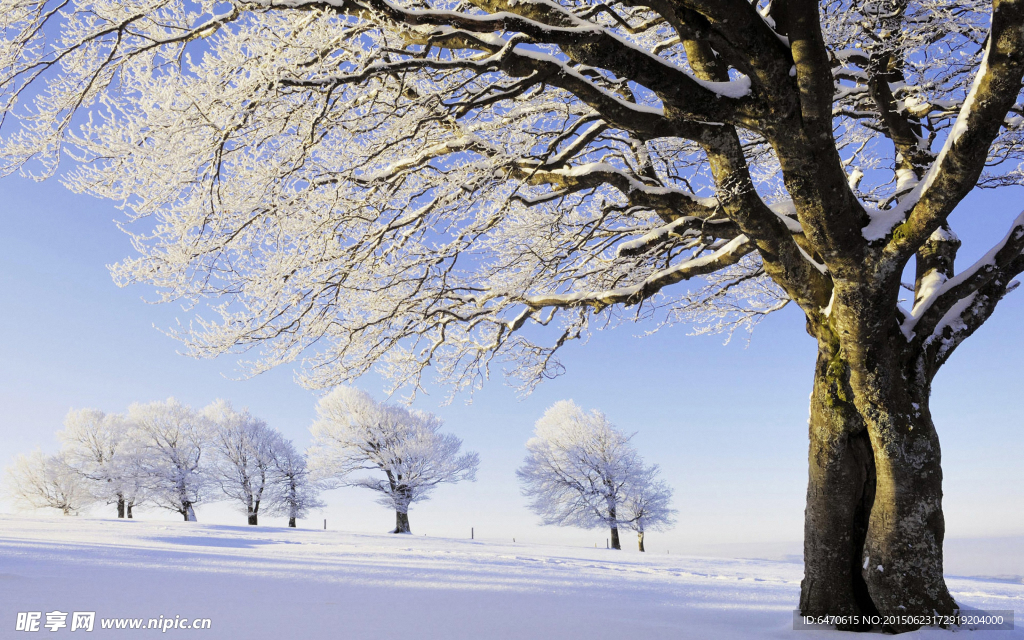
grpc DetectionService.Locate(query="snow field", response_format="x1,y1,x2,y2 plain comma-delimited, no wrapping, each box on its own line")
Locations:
0,516,1020,639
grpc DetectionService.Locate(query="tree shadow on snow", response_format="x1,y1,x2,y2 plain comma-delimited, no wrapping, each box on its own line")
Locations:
150,536,283,549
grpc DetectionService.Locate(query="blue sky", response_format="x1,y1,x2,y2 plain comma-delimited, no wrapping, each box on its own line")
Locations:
1,174,1022,552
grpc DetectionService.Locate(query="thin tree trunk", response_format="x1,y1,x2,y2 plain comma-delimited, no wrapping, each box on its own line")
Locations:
393,510,411,534
288,517,296,528
126,502,133,519
608,504,621,550
637,530,645,552
116,495,125,519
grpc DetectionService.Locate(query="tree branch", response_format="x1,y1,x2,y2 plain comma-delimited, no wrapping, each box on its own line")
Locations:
907,210,1024,345
512,234,753,321
883,0,1024,261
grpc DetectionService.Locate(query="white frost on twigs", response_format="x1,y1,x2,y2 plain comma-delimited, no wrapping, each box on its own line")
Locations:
308,387,478,529
0,0,1011,400
517,400,674,541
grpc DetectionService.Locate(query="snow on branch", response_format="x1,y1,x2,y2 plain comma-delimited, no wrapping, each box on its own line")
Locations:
905,210,1024,344
520,234,752,313
1,0,1021,399
869,0,1024,256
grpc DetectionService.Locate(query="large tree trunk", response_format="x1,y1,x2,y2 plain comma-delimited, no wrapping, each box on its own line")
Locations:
609,526,620,550
800,338,878,630
248,513,258,525
393,510,411,534
800,326,956,632
126,502,133,519
637,530,645,552
183,502,197,522
860,399,954,630
288,516,296,528
116,495,125,519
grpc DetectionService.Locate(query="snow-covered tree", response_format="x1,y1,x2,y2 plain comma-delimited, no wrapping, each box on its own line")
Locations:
4,0,1024,625
619,465,676,552
517,401,644,550
114,433,150,519
309,387,478,533
206,400,279,525
3,450,93,516
266,438,324,528
57,408,145,518
129,399,212,521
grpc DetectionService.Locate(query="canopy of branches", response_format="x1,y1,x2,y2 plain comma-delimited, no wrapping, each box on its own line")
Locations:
1,0,1022,397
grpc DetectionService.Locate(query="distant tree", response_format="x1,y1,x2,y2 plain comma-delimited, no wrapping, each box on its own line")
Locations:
4,450,93,516
129,399,212,522
620,465,676,552
57,408,145,518
517,401,646,550
116,434,149,519
266,438,325,528
309,387,478,534
206,400,279,526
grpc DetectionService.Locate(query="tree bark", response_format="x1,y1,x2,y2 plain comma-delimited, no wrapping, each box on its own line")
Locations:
607,503,621,550
248,513,258,525
637,530,645,552
800,325,956,632
393,510,411,534
183,502,197,522
116,495,125,519
860,396,955,631
288,516,296,528
127,502,133,519
800,338,877,630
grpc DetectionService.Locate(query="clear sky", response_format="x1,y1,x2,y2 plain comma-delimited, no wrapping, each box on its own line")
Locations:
1,174,1022,553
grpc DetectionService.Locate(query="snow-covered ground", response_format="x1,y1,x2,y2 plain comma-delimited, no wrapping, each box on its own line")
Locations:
0,516,1019,639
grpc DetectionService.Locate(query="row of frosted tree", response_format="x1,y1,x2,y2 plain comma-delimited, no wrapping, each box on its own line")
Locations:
5,391,675,549
4,398,322,526
2,389,480,532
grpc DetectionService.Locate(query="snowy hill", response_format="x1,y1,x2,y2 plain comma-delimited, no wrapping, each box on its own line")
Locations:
0,516,1019,639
